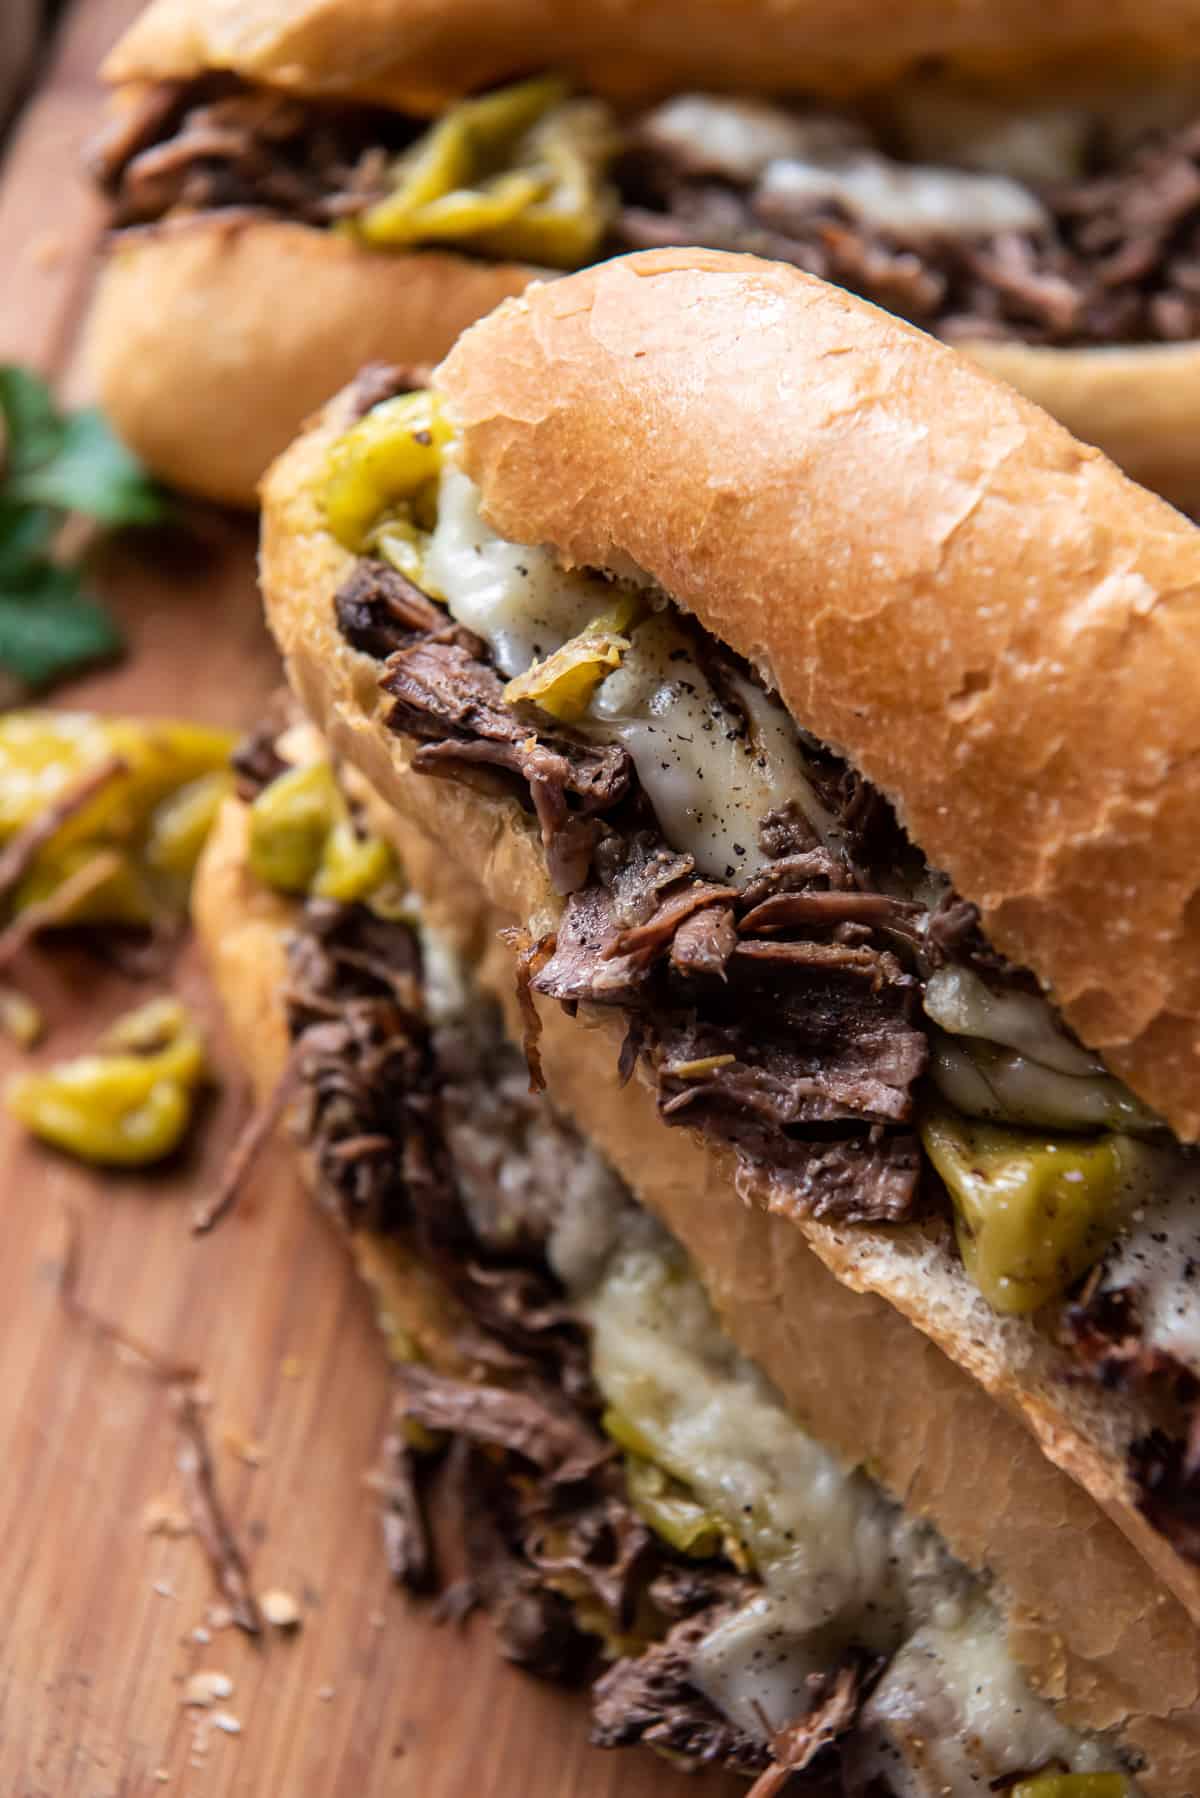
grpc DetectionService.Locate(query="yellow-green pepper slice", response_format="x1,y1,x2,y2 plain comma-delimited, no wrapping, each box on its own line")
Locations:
921,1109,1134,1314
1010,1776,1130,1798
623,1453,725,1559
247,761,338,894
7,996,207,1167
0,711,235,927
503,593,641,722
323,390,452,553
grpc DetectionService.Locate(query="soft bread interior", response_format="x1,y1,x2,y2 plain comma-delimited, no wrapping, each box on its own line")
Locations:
257,309,1200,1626
194,786,1200,1793
84,222,535,508
107,0,1200,111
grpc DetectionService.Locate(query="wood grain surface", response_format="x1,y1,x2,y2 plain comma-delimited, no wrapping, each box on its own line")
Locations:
0,9,739,1794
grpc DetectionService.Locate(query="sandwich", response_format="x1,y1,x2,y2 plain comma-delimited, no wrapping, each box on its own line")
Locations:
194,715,1197,1792
88,0,1200,508
250,246,1200,1709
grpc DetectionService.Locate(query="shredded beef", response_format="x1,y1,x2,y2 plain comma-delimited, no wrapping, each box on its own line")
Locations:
1130,1427,1200,1561
92,75,409,229
98,72,1200,350
591,1603,771,1774
230,723,288,803
381,639,632,893
331,564,930,1225
614,109,1200,348
395,1362,609,1484
671,904,738,978
337,558,483,660
1061,1283,1199,1398
282,892,882,1777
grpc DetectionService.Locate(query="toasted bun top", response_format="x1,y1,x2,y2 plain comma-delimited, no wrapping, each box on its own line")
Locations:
105,0,1200,110
435,250,1200,1140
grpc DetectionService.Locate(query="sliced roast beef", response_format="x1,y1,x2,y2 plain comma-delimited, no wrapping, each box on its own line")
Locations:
591,1603,772,1773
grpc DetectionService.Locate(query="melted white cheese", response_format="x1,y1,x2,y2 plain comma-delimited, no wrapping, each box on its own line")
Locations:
759,151,1048,242
426,463,827,879
636,93,867,183
423,465,599,673
577,1232,1119,1787
846,1608,1115,1795
1104,1161,1200,1375
923,965,1100,1077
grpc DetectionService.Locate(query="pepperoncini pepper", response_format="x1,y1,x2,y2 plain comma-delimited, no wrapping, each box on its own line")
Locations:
6,996,207,1167
921,1109,1135,1315
623,1453,725,1558
247,759,402,911
502,593,642,721
0,711,234,928
323,390,453,553
1010,1776,1130,1798
351,77,617,269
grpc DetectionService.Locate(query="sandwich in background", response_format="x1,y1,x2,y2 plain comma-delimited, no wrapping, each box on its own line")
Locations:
87,0,1200,507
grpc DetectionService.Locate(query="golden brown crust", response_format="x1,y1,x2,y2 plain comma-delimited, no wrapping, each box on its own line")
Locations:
193,788,1200,1794
258,325,1200,1628
964,336,1200,512
435,250,1200,1142
106,0,1200,109
83,218,535,507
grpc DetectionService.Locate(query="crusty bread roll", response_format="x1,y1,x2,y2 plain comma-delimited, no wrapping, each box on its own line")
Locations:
84,222,534,510
193,784,1200,1793
258,250,1200,1623
87,0,1200,510
106,0,1200,110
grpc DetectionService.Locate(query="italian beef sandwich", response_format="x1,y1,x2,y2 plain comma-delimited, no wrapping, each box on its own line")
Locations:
255,250,1200,1646
194,715,1199,1793
88,0,1200,506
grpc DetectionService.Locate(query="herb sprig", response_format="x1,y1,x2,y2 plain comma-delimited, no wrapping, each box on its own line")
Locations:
0,367,166,692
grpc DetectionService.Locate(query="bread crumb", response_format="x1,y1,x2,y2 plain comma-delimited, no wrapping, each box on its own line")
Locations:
142,1498,190,1537
207,1605,233,1630
184,1671,234,1708
368,1611,385,1630
212,1713,241,1736
281,1355,304,1378
153,1772,170,1785
190,1626,211,1646
316,1685,335,1702
260,1588,301,1629
152,1580,176,1599
222,1429,265,1468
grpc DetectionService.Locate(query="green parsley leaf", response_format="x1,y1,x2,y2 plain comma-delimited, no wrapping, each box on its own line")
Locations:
0,366,64,476
0,364,164,694
10,407,167,526
0,561,123,689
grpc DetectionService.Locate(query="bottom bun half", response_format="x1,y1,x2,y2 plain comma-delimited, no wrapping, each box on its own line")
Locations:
84,220,537,508
194,786,1200,1791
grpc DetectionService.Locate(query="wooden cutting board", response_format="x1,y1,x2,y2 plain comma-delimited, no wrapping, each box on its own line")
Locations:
0,9,739,1793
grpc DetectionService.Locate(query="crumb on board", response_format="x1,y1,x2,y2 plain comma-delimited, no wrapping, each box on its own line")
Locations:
184,1671,234,1708
222,1428,266,1468
142,1497,190,1537
281,1355,304,1379
260,1588,301,1629
152,1579,176,1599
212,1712,242,1736
316,1685,335,1702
